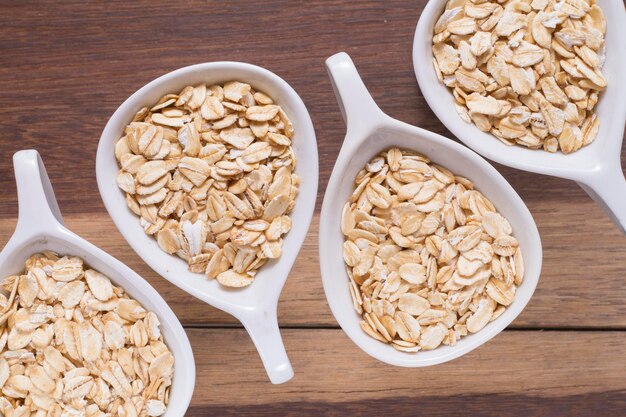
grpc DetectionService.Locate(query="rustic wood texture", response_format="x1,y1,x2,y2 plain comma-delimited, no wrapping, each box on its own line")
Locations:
1,214,623,329
187,329,626,411
0,0,625,416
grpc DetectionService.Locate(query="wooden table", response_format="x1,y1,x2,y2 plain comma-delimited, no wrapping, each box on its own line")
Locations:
1,1,625,415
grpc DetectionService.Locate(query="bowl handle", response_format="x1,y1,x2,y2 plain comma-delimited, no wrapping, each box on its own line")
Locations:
577,160,626,235
13,150,65,236
239,310,293,384
326,52,386,137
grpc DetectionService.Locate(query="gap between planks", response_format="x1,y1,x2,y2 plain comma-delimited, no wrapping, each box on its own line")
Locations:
180,323,626,332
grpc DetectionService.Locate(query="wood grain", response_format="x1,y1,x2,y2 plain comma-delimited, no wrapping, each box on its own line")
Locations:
0,0,625,415
3,212,624,328
0,0,623,216
186,329,626,411
187,393,626,417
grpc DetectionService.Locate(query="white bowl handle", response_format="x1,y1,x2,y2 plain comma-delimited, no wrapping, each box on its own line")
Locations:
577,161,626,234
13,150,65,236
239,310,293,384
326,52,386,137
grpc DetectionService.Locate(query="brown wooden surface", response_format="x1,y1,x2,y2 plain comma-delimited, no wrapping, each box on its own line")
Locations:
1,0,625,416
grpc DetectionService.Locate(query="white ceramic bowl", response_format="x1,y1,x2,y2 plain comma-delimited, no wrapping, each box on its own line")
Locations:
2,150,195,416
414,0,626,233
96,63,318,384
320,52,542,366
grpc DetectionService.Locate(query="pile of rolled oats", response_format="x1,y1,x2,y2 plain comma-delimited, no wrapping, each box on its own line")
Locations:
115,81,298,288
0,252,173,417
432,0,606,153
343,149,523,352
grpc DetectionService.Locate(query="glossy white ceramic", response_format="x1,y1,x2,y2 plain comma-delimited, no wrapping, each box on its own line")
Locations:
320,52,541,366
414,0,626,233
2,150,195,416
96,63,318,384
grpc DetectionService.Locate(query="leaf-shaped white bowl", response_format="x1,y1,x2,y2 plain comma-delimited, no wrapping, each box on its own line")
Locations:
414,0,626,233
320,52,542,366
96,63,318,384
2,150,195,416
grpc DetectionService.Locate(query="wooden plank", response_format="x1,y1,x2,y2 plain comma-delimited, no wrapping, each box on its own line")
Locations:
186,328,626,414
187,393,626,417
1,211,625,328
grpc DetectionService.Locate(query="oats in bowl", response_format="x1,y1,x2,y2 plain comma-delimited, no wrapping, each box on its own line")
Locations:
0,252,174,417
432,0,606,153
342,149,523,352
115,81,298,288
